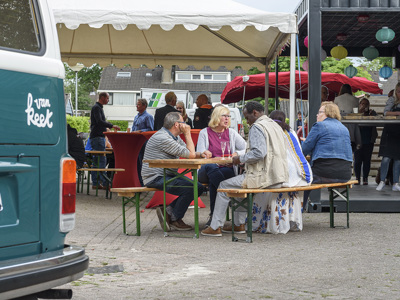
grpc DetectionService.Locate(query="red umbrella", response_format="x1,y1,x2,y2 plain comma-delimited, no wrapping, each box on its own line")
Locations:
221,71,383,104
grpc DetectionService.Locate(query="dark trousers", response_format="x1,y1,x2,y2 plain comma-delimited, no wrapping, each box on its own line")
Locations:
146,176,206,220
354,143,374,180
198,164,235,215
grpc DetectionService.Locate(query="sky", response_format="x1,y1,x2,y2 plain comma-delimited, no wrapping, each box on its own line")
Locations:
233,0,301,13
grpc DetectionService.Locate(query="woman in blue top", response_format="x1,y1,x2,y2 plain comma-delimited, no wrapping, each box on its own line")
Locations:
301,102,353,210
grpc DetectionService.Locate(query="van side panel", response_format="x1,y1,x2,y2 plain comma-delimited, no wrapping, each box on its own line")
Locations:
0,70,60,145
0,74,67,259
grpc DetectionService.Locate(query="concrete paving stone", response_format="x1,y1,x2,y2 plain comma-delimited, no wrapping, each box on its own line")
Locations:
59,188,400,299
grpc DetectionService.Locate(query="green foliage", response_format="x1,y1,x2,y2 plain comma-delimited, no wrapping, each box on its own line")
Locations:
247,67,263,75
66,115,90,133
64,63,103,110
109,120,129,131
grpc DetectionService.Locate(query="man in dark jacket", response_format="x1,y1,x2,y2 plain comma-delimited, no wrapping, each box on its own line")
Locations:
90,92,120,189
193,94,213,129
153,92,178,131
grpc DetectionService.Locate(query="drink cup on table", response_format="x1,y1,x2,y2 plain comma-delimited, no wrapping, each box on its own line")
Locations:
353,107,359,113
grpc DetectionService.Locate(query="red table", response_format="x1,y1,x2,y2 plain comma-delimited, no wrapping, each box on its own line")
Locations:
104,131,152,188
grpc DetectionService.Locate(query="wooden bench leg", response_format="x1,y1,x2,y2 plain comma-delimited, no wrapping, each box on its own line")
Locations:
122,193,141,236
230,194,253,243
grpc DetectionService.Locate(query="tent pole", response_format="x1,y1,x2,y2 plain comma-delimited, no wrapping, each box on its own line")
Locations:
265,64,269,114
289,33,296,130
275,57,279,110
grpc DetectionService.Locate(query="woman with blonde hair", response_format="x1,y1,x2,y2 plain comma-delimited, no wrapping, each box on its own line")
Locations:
301,102,353,210
197,105,246,227
176,101,192,128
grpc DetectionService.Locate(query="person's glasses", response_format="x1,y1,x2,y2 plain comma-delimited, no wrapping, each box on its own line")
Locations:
221,114,231,118
317,110,325,115
177,121,185,124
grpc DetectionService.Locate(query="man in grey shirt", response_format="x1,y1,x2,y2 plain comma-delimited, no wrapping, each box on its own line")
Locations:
201,101,288,237
142,112,210,231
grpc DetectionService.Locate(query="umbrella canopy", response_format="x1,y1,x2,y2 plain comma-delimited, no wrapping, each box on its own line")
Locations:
221,71,383,104
50,0,297,69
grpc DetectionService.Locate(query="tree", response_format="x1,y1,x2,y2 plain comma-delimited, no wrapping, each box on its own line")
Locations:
64,63,103,110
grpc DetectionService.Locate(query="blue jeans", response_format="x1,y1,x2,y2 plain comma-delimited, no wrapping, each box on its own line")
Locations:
91,136,107,186
198,164,235,215
146,175,206,220
380,157,400,183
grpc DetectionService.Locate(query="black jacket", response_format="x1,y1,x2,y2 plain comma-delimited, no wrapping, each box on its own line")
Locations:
90,102,113,138
67,125,86,168
154,104,179,131
193,106,213,129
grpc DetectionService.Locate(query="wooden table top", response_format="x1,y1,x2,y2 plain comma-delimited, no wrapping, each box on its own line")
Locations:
86,150,112,155
144,157,233,169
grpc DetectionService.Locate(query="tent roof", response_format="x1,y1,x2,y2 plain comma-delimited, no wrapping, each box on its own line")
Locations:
50,0,297,69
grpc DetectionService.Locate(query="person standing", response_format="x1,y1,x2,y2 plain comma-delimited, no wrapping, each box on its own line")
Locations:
142,112,210,231
193,94,213,129
89,92,120,189
354,98,377,185
153,92,178,131
201,101,288,237
131,98,154,186
176,101,193,128
334,84,359,115
376,83,400,192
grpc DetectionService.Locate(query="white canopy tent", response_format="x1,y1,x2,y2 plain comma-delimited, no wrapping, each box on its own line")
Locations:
50,0,298,122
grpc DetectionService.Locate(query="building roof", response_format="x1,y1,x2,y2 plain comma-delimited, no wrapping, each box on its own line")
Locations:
98,66,247,94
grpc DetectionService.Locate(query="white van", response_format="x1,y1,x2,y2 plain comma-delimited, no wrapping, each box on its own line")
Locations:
0,0,88,299
187,106,243,133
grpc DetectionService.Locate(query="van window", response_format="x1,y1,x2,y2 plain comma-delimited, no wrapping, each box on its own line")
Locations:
0,0,41,52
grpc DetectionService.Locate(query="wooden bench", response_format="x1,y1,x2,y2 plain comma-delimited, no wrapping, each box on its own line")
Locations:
110,187,161,236
218,180,358,243
77,168,125,199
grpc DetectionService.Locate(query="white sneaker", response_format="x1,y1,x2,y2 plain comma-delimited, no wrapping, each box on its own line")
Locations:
376,181,385,191
392,183,400,192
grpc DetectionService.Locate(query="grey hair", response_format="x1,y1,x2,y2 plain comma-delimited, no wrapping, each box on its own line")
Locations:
163,112,181,129
137,98,148,108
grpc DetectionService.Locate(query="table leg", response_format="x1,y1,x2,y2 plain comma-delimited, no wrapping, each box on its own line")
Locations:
163,168,168,236
329,188,334,228
192,170,199,239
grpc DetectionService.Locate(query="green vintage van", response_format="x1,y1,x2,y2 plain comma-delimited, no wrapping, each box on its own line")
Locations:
0,0,88,299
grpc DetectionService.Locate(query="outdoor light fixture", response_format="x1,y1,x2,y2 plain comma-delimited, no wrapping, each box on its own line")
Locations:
302,59,309,72
376,27,395,44
336,33,347,41
379,65,393,79
344,65,358,78
357,14,369,23
304,36,323,48
330,45,348,60
70,63,84,117
362,46,379,61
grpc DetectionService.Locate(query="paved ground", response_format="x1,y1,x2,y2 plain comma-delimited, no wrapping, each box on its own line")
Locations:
60,187,400,300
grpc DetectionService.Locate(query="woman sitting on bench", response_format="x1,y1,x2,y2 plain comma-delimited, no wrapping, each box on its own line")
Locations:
252,110,313,234
197,105,246,228
301,102,353,211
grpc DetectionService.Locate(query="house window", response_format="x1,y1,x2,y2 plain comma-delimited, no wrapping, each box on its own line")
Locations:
112,93,135,105
116,72,131,78
175,71,231,83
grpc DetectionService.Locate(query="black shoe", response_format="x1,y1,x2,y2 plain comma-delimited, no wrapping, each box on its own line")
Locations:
156,207,170,232
354,178,360,185
204,214,212,229
363,178,368,185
